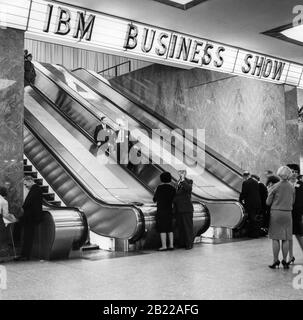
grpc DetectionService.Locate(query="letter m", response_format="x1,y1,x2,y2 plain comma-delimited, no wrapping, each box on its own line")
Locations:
73,12,95,41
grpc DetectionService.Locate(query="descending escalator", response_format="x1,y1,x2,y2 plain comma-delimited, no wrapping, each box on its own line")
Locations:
24,67,210,249
72,66,246,234
32,62,244,236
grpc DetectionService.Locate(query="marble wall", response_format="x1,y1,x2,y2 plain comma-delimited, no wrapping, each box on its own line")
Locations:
111,64,300,177
0,28,24,220
297,88,303,172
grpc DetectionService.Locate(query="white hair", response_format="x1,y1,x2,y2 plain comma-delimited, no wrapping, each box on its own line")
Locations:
277,166,293,180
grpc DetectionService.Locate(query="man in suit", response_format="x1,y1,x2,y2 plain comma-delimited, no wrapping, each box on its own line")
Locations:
174,170,194,249
239,171,262,237
16,176,43,261
251,174,268,235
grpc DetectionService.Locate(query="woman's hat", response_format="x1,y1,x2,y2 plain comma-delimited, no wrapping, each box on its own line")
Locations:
160,172,172,183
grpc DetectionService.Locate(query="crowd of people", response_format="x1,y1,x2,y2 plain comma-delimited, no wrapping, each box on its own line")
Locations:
239,165,303,269
1,159,302,264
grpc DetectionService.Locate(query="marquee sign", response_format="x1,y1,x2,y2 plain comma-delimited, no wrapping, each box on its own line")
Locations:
1,0,303,88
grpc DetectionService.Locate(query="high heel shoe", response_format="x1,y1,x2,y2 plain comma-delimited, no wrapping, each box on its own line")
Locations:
288,256,295,265
281,260,289,269
268,260,280,269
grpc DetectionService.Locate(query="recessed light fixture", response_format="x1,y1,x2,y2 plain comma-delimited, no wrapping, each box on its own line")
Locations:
151,0,208,10
281,24,303,43
263,23,303,46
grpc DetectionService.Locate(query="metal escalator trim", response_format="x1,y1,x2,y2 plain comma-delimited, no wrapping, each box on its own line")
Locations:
73,68,243,178
23,114,145,241
27,82,157,196
40,63,231,186
33,62,107,123
42,200,89,249
35,63,240,201
24,116,138,209
25,93,128,192
69,70,246,229
35,63,244,233
30,85,93,144
71,67,242,193
34,63,245,229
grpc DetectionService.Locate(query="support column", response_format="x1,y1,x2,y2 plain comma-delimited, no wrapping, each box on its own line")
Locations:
283,85,300,166
0,27,24,250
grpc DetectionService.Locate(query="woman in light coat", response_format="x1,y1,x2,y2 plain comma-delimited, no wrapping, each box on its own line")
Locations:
266,166,295,269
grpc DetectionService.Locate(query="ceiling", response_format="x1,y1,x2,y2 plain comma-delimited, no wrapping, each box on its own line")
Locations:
65,0,303,64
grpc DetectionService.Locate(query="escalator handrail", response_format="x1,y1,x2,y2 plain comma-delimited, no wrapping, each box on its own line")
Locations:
72,67,244,177
70,67,243,194
35,63,244,206
34,64,245,230
24,120,145,240
28,79,157,195
47,63,242,184
24,118,146,213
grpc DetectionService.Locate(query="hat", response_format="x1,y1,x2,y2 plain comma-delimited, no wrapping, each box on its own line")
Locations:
243,171,250,177
160,172,172,183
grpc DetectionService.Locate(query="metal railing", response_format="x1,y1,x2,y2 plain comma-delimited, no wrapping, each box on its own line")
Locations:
98,61,131,78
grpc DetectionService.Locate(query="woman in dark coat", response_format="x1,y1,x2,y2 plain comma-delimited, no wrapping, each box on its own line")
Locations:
24,54,36,86
173,170,194,250
153,172,176,251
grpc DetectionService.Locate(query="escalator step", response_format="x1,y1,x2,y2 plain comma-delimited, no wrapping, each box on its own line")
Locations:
48,201,61,207
34,178,43,186
24,171,37,179
43,193,55,201
40,186,49,193
23,165,32,171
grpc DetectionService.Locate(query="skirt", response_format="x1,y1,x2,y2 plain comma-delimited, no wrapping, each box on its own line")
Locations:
268,209,292,240
156,212,173,233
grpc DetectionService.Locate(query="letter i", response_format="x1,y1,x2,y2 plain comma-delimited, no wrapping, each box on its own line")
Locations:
43,4,53,32
168,35,177,58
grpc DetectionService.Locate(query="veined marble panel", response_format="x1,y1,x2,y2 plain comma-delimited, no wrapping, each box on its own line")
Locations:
0,28,24,217
112,64,295,177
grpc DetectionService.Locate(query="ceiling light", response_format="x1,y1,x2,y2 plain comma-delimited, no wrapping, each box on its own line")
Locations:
263,23,303,47
151,0,207,10
281,24,303,43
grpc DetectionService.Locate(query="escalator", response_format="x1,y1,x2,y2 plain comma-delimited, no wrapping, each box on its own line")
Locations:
24,67,209,250
32,62,244,237
22,157,88,259
72,67,246,236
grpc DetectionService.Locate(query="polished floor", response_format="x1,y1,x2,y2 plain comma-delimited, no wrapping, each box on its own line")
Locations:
0,237,302,300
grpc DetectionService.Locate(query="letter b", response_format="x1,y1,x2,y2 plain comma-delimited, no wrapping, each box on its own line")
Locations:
55,7,71,35
154,305,162,314
124,24,138,49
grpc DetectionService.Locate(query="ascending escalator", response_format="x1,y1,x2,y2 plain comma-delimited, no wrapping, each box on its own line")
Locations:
32,62,244,236
24,65,210,249
72,66,246,235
